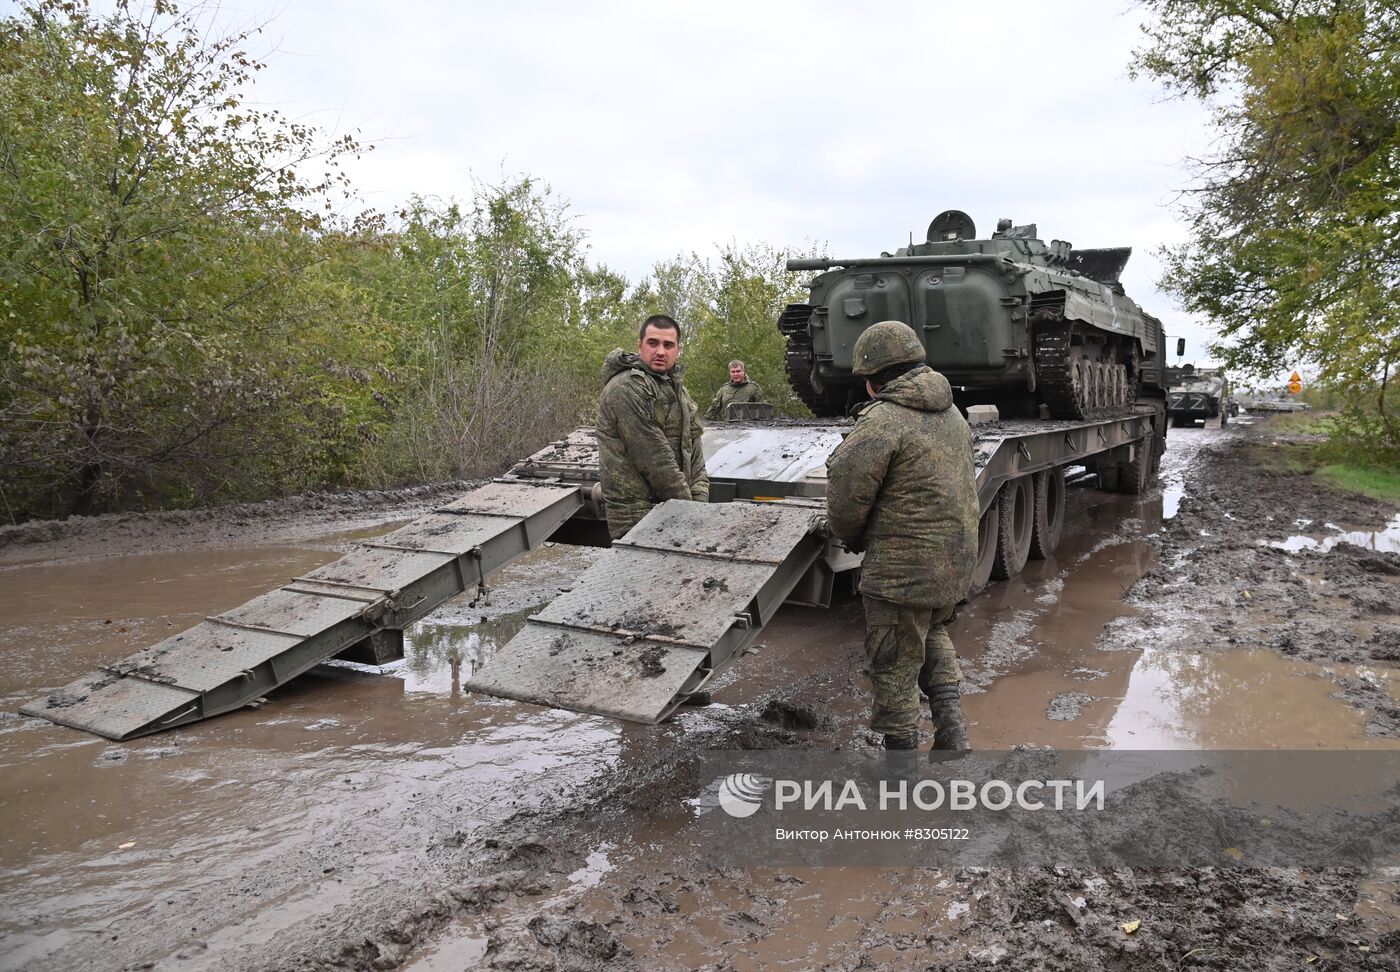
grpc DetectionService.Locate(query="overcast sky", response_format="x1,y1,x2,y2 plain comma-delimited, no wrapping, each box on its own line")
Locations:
70,1,1232,365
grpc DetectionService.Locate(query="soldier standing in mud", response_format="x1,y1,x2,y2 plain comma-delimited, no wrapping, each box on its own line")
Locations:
597,314,709,541
705,359,765,420
825,321,980,752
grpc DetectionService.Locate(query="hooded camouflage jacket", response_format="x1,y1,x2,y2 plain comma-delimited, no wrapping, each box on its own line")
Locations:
597,349,709,539
826,366,979,607
705,379,764,420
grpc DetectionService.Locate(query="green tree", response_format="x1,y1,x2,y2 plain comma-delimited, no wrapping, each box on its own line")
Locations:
352,181,629,484
0,0,366,518
1132,0,1400,459
643,243,820,417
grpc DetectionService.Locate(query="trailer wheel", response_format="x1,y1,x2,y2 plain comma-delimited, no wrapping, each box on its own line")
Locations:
991,477,1033,580
1115,442,1153,495
967,498,1000,597
1029,467,1065,560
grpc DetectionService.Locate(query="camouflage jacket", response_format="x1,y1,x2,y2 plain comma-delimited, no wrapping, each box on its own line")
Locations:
597,349,709,539
826,366,979,607
705,379,764,420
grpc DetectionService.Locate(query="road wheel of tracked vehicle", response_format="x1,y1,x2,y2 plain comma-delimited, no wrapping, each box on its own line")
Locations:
991,476,1034,580
1036,324,1102,420
1029,467,1066,560
967,498,1000,597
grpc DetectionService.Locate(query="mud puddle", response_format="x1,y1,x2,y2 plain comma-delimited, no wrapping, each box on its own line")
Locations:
1270,510,1400,555
0,527,617,972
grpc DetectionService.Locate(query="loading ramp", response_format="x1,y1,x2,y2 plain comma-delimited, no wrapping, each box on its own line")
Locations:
464,498,827,723
19,480,584,740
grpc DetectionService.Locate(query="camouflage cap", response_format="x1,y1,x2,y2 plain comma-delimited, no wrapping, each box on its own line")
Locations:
852,320,926,376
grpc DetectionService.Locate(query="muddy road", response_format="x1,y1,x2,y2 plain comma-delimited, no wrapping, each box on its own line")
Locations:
2,418,1398,971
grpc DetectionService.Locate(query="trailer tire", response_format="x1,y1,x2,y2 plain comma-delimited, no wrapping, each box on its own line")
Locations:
1096,463,1120,491
1115,442,1153,495
991,477,1033,580
1029,467,1065,560
967,498,1000,597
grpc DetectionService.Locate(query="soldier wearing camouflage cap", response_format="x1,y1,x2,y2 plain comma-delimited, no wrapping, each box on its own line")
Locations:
825,321,980,751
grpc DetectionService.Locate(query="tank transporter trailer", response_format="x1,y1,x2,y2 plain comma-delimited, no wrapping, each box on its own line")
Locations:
23,212,1170,740
23,414,1164,740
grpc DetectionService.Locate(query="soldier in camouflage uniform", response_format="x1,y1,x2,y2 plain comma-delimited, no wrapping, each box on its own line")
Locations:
826,321,980,751
597,314,709,541
705,360,765,420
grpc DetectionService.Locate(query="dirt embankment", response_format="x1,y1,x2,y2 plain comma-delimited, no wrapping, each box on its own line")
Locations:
0,481,477,567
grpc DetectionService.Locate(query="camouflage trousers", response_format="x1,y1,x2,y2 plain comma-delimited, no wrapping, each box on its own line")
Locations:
861,596,961,739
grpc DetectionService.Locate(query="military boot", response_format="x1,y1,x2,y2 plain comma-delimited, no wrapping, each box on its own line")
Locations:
882,733,920,781
927,685,972,751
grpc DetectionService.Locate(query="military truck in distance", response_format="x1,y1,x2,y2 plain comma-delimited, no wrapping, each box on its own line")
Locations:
778,210,1168,422
1166,364,1231,427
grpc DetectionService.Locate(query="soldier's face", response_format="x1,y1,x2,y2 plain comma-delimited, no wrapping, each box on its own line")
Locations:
639,325,680,374
729,365,746,383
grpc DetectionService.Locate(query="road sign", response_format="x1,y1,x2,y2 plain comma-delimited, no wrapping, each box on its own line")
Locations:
1288,380,1302,395
1290,371,1302,383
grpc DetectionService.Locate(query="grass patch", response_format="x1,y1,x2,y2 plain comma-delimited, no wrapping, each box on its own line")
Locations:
1260,411,1332,437
1244,441,1315,474
1315,463,1400,502
1244,436,1400,500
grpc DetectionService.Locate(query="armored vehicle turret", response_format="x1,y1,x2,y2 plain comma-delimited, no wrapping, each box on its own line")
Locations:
778,211,1168,419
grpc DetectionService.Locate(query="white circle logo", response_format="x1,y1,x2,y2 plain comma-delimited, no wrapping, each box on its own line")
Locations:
717,773,768,818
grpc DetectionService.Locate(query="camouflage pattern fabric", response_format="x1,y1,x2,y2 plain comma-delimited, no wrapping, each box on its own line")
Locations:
825,366,979,608
862,598,959,738
704,379,764,420
826,363,979,741
597,349,709,540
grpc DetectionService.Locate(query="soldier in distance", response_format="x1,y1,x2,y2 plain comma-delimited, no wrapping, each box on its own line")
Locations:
825,321,980,752
705,359,765,420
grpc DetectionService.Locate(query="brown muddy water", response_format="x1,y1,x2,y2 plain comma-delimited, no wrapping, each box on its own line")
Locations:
1,426,1396,970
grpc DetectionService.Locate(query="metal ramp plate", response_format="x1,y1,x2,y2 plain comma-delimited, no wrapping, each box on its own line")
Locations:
466,498,825,723
20,480,584,740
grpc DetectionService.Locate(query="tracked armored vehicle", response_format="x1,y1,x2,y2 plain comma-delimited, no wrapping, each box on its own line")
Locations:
1166,365,1231,426
779,210,1167,420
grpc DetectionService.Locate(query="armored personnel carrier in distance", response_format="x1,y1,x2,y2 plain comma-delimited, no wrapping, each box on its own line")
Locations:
778,210,1168,421
1166,365,1231,426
